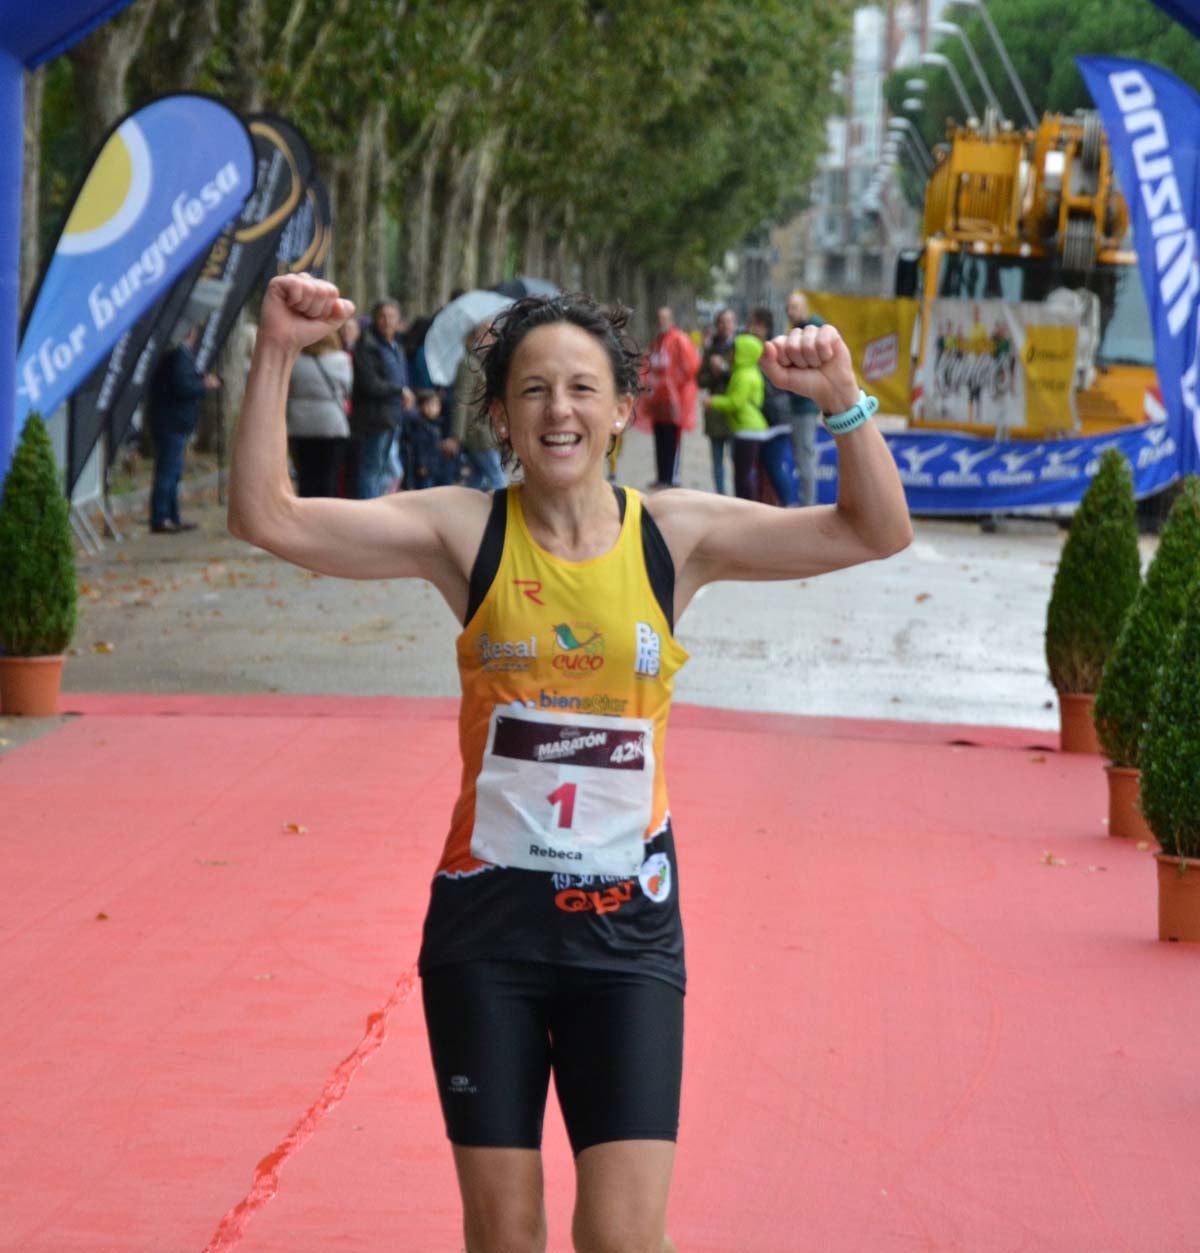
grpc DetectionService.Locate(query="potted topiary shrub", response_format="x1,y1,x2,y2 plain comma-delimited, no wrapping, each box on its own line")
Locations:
1095,478,1200,839
1044,448,1141,753
1140,571,1200,941
0,413,78,715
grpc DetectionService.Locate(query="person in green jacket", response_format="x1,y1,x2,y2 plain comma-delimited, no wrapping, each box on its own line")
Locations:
705,332,767,499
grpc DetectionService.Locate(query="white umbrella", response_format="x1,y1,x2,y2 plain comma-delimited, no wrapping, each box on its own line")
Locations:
424,289,513,386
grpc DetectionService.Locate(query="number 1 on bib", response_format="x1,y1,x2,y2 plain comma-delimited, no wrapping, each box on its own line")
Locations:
547,781,577,829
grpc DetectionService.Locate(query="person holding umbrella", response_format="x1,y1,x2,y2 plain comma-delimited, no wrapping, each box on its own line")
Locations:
229,273,911,1253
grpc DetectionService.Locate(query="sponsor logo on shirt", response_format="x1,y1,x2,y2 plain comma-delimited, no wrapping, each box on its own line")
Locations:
554,879,636,914
534,730,609,762
539,688,629,715
552,621,606,674
634,622,661,677
478,632,537,671
639,852,671,903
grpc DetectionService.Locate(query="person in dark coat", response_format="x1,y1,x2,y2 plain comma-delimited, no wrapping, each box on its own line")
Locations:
350,298,414,498
146,325,220,532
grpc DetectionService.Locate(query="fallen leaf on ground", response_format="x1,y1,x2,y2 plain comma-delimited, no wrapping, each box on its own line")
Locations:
91,641,115,654
283,823,308,835
1029,755,1047,764
95,911,109,921
1041,851,1067,867
915,592,932,603
1136,841,1153,851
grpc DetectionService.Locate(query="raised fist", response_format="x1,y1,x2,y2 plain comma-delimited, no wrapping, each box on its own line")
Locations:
260,273,356,355
760,323,859,415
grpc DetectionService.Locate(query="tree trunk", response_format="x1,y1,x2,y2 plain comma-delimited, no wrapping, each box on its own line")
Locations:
487,186,517,285
20,67,43,314
459,129,502,294
521,203,546,279
408,107,453,315
434,145,473,309
67,0,161,155
234,0,266,113
344,117,377,304
363,105,389,300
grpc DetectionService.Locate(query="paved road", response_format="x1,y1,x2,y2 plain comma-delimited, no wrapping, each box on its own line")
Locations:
48,425,1129,734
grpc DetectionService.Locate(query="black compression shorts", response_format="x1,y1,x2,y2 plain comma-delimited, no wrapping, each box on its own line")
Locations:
421,960,684,1156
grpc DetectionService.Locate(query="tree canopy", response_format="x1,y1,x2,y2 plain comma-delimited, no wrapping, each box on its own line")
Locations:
28,0,853,317
884,0,1200,204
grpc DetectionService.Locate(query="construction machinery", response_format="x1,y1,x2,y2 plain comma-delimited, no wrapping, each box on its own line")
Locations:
896,109,1159,437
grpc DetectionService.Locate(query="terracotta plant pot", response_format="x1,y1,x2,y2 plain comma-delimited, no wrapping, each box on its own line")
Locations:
1106,766,1156,843
1058,690,1101,754
0,655,65,716
1157,855,1200,943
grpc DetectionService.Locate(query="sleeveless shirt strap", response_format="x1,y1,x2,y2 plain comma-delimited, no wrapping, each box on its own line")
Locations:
615,485,675,633
464,488,509,624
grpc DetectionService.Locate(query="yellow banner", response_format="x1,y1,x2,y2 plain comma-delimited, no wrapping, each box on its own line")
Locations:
807,293,918,417
1022,324,1077,432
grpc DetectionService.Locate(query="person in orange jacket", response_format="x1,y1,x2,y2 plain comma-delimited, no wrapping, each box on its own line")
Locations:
639,306,700,488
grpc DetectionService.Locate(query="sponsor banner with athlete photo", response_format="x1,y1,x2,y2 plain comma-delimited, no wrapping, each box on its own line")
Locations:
1078,55,1200,476
814,412,1184,513
13,95,255,452
914,299,1080,435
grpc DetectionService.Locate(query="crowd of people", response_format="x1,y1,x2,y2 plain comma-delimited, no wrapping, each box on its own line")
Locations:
145,285,830,531
642,289,827,506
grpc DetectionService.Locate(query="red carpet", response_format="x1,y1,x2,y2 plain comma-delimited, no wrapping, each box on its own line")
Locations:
1,695,1192,1251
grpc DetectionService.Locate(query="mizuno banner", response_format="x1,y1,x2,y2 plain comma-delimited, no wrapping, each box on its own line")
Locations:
1078,56,1200,475
815,418,1183,514
15,95,255,439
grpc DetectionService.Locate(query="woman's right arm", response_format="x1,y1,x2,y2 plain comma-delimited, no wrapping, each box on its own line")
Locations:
228,276,487,606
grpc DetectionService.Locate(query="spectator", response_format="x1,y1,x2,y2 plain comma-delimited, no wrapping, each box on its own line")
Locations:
698,307,737,494
286,330,352,497
350,298,413,498
785,290,825,505
146,325,220,533
747,307,800,506
404,389,458,489
449,323,506,491
639,306,700,489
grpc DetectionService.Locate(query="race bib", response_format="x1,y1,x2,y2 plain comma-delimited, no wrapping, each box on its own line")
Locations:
470,703,655,876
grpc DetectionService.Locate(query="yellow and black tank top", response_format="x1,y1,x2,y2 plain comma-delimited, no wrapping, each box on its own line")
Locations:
418,485,690,990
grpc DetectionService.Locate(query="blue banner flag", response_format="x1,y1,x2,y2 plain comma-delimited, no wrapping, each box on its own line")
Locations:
14,94,255,439
1078,56,1200,476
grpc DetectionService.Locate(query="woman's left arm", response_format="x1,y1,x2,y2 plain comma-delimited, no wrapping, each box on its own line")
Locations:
647,324,912,612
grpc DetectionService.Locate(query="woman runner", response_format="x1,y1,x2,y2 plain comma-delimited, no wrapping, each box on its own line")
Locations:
229,274,912,1253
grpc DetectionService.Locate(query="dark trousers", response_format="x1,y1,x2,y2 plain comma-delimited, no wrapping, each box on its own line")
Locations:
732,436,759,500
652,423,682,487
290,437,349,498
150,430,188,526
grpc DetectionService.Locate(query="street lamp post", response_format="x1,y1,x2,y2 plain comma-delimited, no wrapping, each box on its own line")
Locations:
888,118,934,172
919,51,978,121
947,0,1039,128
932,19,1002,115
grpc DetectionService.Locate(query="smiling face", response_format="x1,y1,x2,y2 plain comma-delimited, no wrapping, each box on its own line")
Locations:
493,323,633,489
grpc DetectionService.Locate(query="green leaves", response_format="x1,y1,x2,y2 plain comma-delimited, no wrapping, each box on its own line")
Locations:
1044,448,1141,694
0,415,78,657
1140,571,1200,858
1095,479,1200,767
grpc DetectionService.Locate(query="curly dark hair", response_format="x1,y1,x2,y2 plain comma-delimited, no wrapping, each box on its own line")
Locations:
473,293,644,466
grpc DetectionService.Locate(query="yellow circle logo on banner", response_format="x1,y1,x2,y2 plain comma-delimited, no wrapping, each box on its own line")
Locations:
59,119,152,254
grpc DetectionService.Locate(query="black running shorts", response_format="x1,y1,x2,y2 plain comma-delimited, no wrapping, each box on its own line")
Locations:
421,960,684,1156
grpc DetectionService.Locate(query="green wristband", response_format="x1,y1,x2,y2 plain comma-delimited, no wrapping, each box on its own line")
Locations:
823,389,879,435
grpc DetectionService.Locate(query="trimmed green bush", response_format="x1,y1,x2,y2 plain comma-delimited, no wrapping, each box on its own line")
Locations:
1045,448,1141,693
1140,573,1200,858
0,414,78,656
1095,478,1200,766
